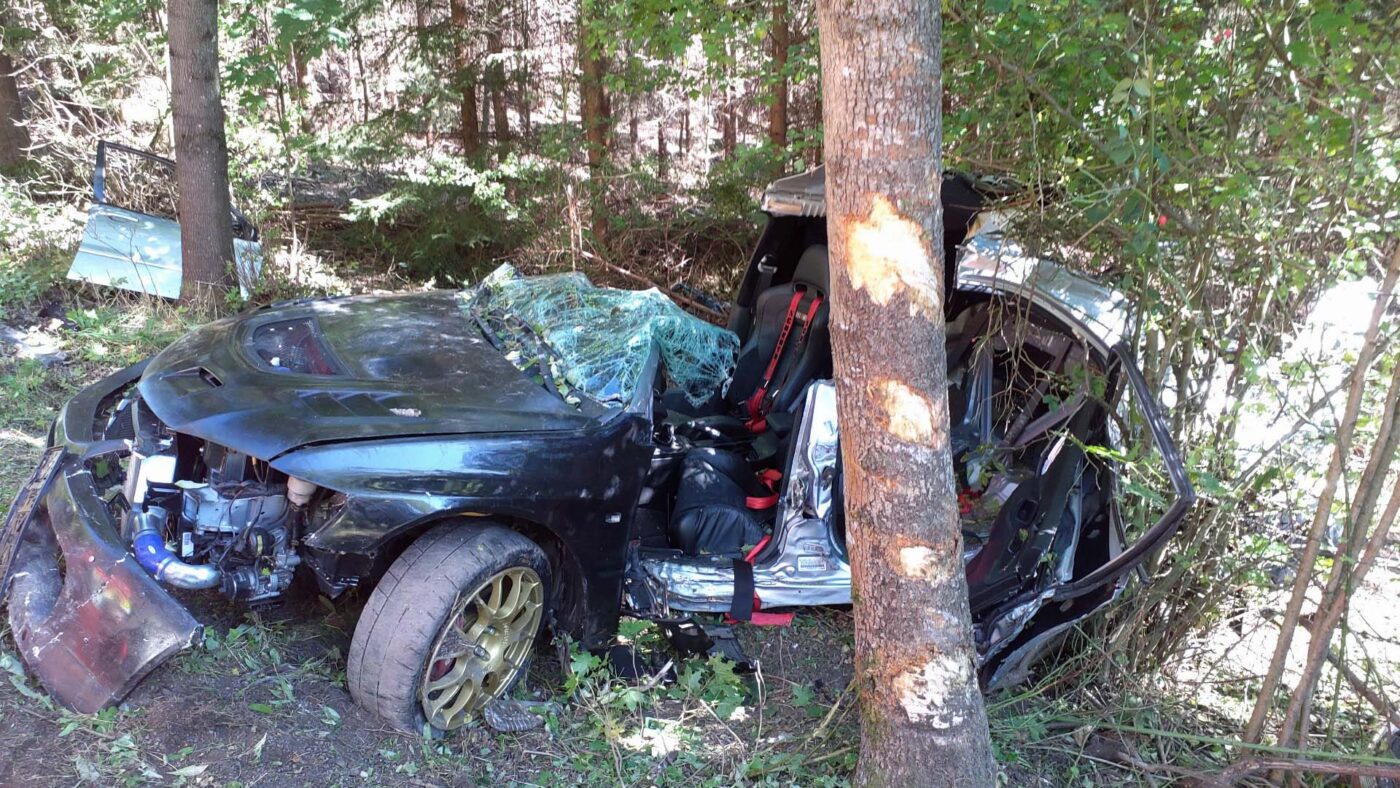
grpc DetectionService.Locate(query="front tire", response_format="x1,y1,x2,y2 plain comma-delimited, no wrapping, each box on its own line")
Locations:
347,523,550,733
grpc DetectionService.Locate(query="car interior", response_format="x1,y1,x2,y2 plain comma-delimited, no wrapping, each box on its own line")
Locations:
635,179,1122,637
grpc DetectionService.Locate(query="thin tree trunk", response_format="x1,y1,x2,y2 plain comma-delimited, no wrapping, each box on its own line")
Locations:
479,84,491,139
168,0,236,306
518,0,532,138
353,23,370,125
681,95,690,152
657,122,666,179
289,43,310,132
487,13,508,146
0,52,29,171
1243,244,1400,743
450,0,480,156
1278,291,1400,747
578,0,610,246
816,0,996,784
768,0,789,158
721,48,736,161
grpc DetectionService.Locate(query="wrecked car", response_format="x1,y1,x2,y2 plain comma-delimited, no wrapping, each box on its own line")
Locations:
0,166,1194,734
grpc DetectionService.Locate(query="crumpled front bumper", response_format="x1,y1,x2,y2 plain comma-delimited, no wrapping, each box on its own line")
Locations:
0,360,199,713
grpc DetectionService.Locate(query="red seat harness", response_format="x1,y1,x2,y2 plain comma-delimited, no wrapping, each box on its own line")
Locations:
744,288,824,433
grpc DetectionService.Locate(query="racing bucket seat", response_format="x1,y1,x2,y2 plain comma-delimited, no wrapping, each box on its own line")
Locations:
670,245,832,452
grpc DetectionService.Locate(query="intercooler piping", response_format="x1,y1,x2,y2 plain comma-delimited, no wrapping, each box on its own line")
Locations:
131,507,222,590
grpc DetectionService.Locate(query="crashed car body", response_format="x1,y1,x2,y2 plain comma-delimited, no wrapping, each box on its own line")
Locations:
0,167,1194,733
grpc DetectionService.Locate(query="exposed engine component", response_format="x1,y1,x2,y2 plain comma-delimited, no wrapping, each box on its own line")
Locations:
124,440,302,604
131,505,221,589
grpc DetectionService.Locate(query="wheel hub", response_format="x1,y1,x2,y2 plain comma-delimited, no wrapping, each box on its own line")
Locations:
419,566,544,730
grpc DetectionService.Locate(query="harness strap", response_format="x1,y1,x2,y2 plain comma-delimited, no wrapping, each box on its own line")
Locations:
744,469,784,510
744,289,806,427
725,535,795,627
745,291,824,432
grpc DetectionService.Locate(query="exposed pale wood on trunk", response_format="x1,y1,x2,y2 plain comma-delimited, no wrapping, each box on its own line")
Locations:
168,0,236,305
815,0,996,783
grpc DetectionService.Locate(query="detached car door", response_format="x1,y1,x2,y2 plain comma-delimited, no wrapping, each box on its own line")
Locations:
68,141,264,299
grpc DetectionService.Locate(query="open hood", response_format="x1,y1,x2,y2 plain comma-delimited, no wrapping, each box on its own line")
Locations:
137,291,594,460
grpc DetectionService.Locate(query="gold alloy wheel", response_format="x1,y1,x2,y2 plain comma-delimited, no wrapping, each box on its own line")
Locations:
419,566,544,730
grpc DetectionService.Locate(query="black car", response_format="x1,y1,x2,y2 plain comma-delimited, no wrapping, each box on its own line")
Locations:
0,167,1193,734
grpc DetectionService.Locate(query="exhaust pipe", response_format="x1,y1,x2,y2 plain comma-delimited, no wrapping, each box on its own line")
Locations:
131,507,221,590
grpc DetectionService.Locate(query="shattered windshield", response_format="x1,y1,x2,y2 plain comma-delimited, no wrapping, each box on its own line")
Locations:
457,264,739,409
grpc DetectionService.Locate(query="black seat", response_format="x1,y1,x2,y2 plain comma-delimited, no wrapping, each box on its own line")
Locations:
668,245,831,441
669,449,775,557
727,245,831,423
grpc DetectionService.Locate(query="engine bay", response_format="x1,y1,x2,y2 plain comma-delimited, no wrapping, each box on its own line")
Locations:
102,397,310,604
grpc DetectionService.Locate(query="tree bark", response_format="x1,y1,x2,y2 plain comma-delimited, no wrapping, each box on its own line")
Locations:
657,122,667,179
0,52,30,172
816,1,996,785
518,0,533,138
450,0,481,156
578,0,610,246
768,0,789,157
681,95,690,151
487,12,508,146
168,0,236,306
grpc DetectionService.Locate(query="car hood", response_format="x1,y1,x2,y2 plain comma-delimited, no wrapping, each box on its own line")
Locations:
138,290,595,460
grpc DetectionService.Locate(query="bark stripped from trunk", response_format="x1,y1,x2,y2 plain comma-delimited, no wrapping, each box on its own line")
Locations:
450,0,481,156
0,52,29,171
815,0,996,784
168,0,236,305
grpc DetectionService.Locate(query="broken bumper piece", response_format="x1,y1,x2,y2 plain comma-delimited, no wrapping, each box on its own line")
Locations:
0,362,200,714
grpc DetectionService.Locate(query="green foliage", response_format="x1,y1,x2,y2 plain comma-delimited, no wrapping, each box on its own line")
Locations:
0,181,78,316
342,154,548,282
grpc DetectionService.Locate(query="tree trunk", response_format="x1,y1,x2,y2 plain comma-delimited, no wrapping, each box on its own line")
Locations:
681,95,691,151
815,0,997,785
168,0,236,306
289,43,310,133
578,0,610,246
657,122,667,179
518,0,533,138
479,83,491,139
1277,241,1400,749
487,17,508,146
768,0,789,158
450,0,480,156
0,52,29,172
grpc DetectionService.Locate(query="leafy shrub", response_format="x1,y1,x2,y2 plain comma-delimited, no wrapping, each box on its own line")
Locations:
341,154,550,283
0,180,81,316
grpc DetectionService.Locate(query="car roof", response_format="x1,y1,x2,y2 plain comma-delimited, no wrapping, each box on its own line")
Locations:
759,167,1132,350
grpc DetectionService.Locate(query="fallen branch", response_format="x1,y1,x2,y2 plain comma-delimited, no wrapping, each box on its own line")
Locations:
578,249,727,322
1209,756,1400,786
